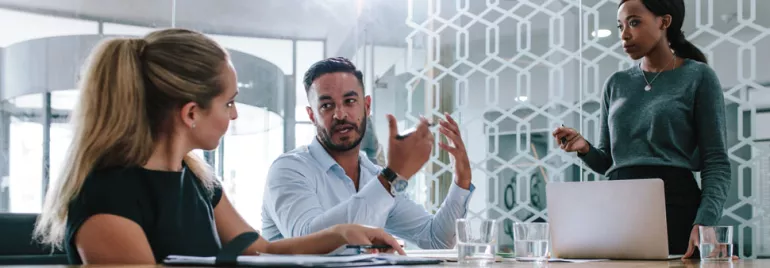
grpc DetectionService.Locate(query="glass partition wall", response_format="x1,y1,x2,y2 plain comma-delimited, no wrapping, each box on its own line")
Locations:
1,0,769,258
359,0,770,258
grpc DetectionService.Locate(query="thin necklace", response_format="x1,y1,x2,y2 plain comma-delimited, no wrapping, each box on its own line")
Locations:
640,53,676,91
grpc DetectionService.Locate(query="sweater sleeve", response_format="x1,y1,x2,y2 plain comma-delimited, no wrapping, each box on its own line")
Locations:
579,76,614,174
692,66,731,226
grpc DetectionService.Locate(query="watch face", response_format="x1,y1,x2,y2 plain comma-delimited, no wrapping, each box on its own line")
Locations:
391,179,409,195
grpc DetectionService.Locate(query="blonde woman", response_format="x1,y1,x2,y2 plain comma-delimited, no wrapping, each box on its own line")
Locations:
33,28,403,265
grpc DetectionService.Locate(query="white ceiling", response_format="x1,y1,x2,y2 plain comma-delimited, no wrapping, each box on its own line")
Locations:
1,0,767,47
354,0,770,48
0,0,363,40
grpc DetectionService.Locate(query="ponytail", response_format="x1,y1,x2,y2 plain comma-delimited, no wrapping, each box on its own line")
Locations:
669,30,708,64
35,29,225,248
34,38,154,248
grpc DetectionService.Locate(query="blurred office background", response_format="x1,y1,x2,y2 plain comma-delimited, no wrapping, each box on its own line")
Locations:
1,0,768,259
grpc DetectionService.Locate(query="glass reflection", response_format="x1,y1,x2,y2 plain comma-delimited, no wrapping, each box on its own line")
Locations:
222,102,283,230
5,94,44,213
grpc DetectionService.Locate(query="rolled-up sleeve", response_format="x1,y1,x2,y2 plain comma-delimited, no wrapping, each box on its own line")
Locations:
263,155,396,239
385,182,474,249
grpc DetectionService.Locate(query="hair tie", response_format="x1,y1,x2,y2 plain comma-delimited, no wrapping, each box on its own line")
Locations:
133,38,148,56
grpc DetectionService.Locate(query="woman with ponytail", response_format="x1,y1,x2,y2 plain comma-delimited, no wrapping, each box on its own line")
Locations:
33,28,403,264
552,0,733,259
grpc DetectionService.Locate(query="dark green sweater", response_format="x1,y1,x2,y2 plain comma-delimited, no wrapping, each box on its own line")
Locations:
579,58,731,226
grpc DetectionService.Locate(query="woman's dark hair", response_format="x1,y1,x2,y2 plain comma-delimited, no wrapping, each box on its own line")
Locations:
620,0,708,64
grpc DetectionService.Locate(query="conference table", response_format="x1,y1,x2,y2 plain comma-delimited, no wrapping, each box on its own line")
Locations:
14,259,769,268
437,259,763,267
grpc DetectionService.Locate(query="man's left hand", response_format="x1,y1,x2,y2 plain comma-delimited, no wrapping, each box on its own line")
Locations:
438,112,472,190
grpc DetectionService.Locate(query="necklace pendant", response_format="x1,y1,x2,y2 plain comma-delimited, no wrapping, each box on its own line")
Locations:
644,85,652,91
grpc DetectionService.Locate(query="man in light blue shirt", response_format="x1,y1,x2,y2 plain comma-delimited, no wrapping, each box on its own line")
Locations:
261,57,474,249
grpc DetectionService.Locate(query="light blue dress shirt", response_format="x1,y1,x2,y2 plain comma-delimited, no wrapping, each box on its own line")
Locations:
261,138,475,249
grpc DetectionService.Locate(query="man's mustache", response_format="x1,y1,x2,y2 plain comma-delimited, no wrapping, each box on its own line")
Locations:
330,121,358,131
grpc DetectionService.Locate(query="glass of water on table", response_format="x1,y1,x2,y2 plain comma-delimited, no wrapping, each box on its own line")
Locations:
456,219,497,265
699,225,733,261
513,222,550,261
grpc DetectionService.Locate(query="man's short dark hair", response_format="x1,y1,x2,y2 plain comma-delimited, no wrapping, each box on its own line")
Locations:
303,57,365,93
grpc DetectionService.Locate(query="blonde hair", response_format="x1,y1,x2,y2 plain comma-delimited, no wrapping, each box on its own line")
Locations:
34,28,228,249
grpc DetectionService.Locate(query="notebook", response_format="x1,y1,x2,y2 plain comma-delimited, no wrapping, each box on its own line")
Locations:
171,231,440,267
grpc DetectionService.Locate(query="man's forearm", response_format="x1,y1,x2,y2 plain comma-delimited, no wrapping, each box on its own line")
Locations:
407,183,473,249
454,171,471,190
284,181,396,238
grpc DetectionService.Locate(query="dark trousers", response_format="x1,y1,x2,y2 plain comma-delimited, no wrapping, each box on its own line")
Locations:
607,165,701,255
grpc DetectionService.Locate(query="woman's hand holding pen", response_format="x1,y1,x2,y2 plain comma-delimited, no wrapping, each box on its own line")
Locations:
552,125,590,154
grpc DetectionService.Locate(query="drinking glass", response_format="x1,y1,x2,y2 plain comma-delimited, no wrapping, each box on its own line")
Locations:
456,219,497,265
699,226,733,261
513,222,550,261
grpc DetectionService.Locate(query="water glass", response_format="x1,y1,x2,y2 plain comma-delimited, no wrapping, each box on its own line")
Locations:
513,222,550,261
699,226,733,261
456,219,497,265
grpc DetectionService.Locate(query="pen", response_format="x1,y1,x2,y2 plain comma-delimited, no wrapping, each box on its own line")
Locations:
345,244,394,254
396,122,437,140
560,124,567,145
346,244,394,249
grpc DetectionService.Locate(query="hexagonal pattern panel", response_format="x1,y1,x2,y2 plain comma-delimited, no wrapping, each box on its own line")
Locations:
403,0,769,257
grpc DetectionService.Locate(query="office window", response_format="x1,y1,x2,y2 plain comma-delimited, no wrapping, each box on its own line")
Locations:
0,8,98,213
6,94,44,213
295,41,325,123
103,23,156,36
0,9,98,47
209,34,293,75
222,102,284,230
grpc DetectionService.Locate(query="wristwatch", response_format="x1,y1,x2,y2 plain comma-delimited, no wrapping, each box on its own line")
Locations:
380,167,408,196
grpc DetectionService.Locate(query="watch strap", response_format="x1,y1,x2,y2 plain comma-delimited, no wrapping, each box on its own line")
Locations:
380,167,398,182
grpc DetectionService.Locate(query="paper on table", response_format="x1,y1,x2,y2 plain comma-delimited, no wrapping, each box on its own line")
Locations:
404,249,504,262
403,249,458,261
165,253,441,267
165,254,375,266
515,257,609,263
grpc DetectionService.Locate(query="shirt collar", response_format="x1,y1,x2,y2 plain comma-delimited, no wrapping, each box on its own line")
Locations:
309,137,381,175
309,138,339,172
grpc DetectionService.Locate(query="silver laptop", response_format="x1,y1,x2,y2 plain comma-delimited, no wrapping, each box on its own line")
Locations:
546,179,683,260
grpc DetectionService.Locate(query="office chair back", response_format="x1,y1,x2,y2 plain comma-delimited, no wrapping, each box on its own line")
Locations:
0,213,68,265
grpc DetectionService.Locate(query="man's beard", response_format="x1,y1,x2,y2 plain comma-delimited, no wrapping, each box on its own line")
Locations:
317,117,367,152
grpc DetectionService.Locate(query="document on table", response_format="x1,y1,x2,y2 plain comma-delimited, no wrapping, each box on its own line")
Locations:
164,253,441,267
404,249,506,262
403,249,459,261
515,257,609,263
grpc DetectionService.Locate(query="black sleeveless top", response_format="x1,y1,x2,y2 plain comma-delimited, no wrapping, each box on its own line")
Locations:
64,165,223,264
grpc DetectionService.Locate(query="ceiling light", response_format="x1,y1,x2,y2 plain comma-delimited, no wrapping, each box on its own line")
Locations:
515,96,528,102
591,29,611,38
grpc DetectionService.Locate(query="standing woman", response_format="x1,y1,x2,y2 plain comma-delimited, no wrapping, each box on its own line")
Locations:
553,0,731,259
33,28,403,264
